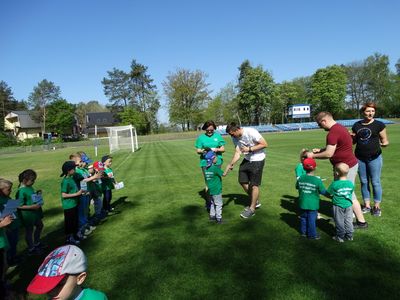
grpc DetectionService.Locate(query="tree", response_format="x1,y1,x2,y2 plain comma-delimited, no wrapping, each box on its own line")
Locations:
163,69,211,130
310,65,347,117
28,79,61,135
102,60,160,134
345,61,369,115
236,62,276,125
118,107,147,135
102,68,130,108
46,99,75,134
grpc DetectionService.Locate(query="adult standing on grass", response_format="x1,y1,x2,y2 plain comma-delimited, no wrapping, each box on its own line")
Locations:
223,122,268,219
195,120,226,208
352,102,389,217
306,111,368,229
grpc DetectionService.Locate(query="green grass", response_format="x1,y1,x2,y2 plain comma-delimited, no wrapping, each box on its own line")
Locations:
2,125,400,299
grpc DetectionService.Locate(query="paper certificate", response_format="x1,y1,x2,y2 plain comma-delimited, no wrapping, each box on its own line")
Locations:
114,182,124,190
0,199,20,219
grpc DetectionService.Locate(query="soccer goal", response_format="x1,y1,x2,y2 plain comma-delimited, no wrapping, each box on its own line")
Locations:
104,125,138,153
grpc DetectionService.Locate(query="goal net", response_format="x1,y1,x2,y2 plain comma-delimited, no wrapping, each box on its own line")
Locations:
104,125,138,153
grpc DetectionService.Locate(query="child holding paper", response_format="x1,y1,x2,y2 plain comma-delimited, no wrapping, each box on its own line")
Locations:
16,169,45,255
0,178,15,298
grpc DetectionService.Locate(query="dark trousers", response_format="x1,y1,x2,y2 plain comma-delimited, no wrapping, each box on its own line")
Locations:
103,189,113,211
64,206,79,239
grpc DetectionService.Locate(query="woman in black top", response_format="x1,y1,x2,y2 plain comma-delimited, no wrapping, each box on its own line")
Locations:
352,102,389,217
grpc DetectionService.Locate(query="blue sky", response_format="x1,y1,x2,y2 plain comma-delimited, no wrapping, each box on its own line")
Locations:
1,0,399,123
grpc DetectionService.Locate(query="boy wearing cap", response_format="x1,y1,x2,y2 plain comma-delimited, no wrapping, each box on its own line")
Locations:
204,151,224,223
88,163,104,224
296,158,328,240
101,155,115,213
60,161,83,245
74,153,99,238
27,244,107,299
327,163,355,242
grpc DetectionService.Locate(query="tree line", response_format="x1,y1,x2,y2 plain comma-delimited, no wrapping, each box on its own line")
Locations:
1,53,399,140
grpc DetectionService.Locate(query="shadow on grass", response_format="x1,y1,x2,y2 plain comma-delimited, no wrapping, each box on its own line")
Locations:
223,193,249,207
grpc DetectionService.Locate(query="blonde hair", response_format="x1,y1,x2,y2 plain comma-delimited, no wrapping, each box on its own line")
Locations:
335,163,349,177
0,178,13,194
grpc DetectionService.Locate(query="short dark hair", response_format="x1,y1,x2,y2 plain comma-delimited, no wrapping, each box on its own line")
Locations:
18,169,37,183
226,122,241,133
360,102,377,113
315,111,332,122
202,120,217,131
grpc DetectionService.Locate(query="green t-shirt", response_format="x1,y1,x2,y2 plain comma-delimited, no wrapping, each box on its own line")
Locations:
204,165,224,195
327,179,354,209
296,174,327,210
195,133,226,167
0,195,10,249
78,288,108,299
74,167,91,191
295,163,306,179
16,186,43,226
102,168,115,191
60,175,79,209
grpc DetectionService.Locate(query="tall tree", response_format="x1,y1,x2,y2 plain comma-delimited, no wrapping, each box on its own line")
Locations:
345,61,369,114
236,63,276,125
28,79,61,135
46,99,75,134
102,68,130,108
0,81,15,131
310,65,347,117
163,69,211,130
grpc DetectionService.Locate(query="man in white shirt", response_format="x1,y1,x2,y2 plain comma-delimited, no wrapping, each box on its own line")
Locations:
224,123,268,218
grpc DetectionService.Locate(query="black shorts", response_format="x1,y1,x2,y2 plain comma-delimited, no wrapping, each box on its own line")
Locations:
238,159,265,186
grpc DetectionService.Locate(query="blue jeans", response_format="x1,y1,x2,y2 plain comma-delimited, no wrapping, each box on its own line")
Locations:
358,155,383,203
300,209,318,238
78,194,90,229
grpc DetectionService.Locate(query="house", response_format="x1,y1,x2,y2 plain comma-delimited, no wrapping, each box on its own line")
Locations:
85,112,118,137
4,111,42,141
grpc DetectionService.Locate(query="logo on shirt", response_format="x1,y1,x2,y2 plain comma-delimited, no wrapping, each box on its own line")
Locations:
357,127,372,144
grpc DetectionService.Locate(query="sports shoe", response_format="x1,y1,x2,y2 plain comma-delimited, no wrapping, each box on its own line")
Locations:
332,236,344,243
353,221,368,229
372,207,381,217
362,206,371,214
216,218,223,224
66,237,80,246
300,233,307,238
344,236,354,241
209,216,216,222
308,235,321,240
240,207,255,219
255,201,261,208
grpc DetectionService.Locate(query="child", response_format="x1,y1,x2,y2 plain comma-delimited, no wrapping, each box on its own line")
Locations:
60,161,83,245
16,169,45,256
327,163,355,243
296,158,328,240
101,155,116,213
88,163,104,224
204,151,224,223
27,244,107,299
0,178,15,298
74,153,98,238
295,149,308,180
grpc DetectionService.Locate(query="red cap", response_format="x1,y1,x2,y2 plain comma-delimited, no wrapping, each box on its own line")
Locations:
303,158,316,171
93,161,105,171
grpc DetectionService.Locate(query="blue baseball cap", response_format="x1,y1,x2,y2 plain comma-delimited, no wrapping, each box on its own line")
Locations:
204,151,216,168
80,153,93,164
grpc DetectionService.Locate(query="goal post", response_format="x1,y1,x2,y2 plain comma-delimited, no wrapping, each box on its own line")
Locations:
104,124,138,153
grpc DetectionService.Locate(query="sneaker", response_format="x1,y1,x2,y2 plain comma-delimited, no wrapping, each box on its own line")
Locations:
89,225,96,231
300,233,307,238
216,219,223,224
255,201,261,209
372,207,381,217
84,228,93,236
362,206,371,214
66,237,80,246
344,236,354,241
77,232,87,240
332,236,344,243
240,207,255,219
353,221,368,229
209,216,216,222
308,235,321,240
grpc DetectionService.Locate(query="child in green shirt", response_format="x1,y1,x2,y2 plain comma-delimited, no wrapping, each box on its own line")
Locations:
327,163,355,243
296,158,328,239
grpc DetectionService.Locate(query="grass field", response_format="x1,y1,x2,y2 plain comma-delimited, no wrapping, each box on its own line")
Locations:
1,125,400,299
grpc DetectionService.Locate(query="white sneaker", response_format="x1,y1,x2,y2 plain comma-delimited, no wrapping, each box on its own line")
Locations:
255,201,261,208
